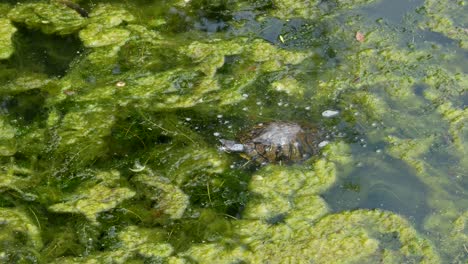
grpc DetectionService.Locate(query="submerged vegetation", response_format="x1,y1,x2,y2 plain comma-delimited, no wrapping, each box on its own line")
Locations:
0,0,466,263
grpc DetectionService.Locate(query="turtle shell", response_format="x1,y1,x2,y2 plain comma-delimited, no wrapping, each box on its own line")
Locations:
239,122,320,164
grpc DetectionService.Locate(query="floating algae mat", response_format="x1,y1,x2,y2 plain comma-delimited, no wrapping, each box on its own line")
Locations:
0,0,466,263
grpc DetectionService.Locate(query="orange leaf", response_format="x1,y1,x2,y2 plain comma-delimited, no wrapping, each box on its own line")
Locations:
355,31,365,43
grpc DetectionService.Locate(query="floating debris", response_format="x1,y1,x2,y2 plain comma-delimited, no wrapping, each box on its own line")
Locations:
322,110,340,118
57,0,89,17
355,31,365,43
129,160,146,172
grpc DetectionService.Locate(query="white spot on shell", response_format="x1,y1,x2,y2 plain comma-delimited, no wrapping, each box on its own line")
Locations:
229,144,244,152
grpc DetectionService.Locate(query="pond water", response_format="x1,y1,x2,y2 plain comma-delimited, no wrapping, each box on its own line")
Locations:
0,0,466,263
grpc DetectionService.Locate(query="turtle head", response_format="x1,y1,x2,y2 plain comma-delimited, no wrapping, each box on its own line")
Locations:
219,139,245,152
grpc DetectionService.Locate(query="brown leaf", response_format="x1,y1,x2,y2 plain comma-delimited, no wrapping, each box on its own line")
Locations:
355,31,365,43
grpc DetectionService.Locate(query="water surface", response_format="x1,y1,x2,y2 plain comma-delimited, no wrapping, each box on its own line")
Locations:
0,0,466,263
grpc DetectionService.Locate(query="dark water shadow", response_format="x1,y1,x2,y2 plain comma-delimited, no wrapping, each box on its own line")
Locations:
323,144,431,227
360,0,423,23
7,26,83,77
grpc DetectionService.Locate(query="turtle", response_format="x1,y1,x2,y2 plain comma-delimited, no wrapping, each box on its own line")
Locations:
219,122,321,164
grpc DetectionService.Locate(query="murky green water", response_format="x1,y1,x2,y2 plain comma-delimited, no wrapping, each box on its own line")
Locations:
0,0,466,263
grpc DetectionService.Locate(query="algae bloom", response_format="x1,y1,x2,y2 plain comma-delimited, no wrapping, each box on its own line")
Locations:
0,0,466,263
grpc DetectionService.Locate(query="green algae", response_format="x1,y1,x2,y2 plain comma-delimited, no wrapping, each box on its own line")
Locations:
0,117,16,156
48,170,136,224
242,163,331,221
8,2,86,35
0,0,466,263
47,181,134,222
0,160,39,202
419,0,468,48
132,173,189,219
258,0,378,20
0,208,43,263
79,24,131,48
0,18,16,60
79,4,134,48
50,225,173,263
184,142,441,263
186,210,440,263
